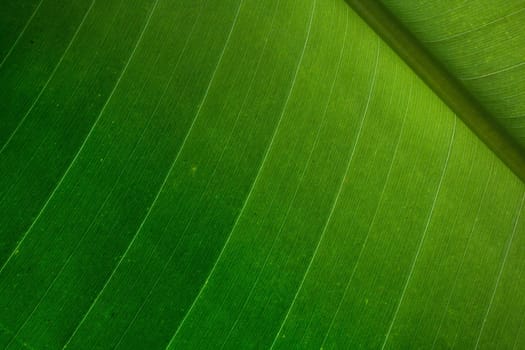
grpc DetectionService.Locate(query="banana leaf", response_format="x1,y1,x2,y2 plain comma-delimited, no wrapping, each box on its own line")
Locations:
0,0,524,349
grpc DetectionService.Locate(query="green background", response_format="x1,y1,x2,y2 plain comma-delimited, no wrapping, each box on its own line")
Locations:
1,0,524,348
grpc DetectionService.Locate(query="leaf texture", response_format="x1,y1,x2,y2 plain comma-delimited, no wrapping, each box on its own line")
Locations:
0,0,524,349
380,0,525,147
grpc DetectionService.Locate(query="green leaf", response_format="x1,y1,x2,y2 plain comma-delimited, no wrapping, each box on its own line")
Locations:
381,0,525,147
0,0,523,349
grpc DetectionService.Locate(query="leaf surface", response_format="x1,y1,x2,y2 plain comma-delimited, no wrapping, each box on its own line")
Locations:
0,0,524,349
380,0,525,147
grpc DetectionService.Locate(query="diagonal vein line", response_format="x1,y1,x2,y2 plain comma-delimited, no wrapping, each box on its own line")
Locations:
474,189,525,349
381,117,457,350
500,114,525,120
164,1,317,348
403,0,468,25
512,312,525,350
61,0,242,347
0,12,97,208
112,0,245,345
0,0,128,206
273,36,380,349
162,3,282,318
0,0,95,154
220,5,347,347
320,79,410,349
112,4,256,350
423,7,525,44
294,59,399,348
314,40,381,348
114,1,282,346
12,38,176,350
430,160,494,349
0,0,44,69
4,0,162,346
460,62,525,81
0,0,98,274
0,0,157,273
5,181,117,348
266,11,355,348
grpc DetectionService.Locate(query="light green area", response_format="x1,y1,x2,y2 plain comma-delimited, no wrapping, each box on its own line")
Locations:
381,0,525,147
0,0,524,349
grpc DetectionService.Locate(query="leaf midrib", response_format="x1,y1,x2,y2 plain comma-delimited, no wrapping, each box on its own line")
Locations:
345,0,525,183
